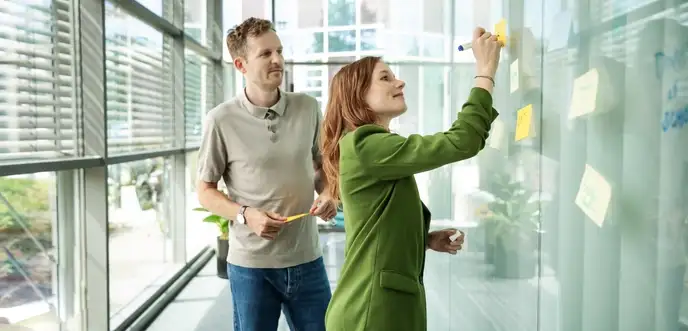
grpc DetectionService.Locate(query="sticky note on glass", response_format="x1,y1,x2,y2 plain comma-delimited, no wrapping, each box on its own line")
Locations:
286,213,309,222
495,19,507,45
510,59,519,93
488,118,505,150
575,164,612,227
569,69,599,119
514,104,533,141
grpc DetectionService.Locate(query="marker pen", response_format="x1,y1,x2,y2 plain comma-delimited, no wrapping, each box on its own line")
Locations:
457,42,472,51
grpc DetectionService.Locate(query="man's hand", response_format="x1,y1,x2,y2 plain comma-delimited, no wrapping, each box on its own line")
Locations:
310,194,337,220
427,229,464,255
244,208,287,240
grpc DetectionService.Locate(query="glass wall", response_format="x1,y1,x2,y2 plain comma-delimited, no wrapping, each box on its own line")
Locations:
273,0,688,330
0,0,225,329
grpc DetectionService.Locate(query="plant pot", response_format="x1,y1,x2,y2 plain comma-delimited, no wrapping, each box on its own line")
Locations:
492,231,537,279
216,236,229,279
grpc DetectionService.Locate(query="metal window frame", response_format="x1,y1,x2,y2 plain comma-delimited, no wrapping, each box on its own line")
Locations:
72,0,221,330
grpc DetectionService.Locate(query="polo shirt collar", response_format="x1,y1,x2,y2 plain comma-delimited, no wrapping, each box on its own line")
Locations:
239,88,286,118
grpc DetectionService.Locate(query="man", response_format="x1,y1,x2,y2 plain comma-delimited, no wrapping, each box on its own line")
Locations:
196,17,337,331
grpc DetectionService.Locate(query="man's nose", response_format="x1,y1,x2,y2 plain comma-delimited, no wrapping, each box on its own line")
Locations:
270,52,283,64
396,79,406,89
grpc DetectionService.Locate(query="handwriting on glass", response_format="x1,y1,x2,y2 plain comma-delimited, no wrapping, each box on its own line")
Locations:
655,47,688,132
662,105,688,132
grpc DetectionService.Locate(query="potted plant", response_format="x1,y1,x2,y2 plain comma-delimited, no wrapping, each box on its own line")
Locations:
480,171,542,279
193,207,229,279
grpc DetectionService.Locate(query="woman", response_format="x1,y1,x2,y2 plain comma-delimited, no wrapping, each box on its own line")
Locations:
320,26,503,331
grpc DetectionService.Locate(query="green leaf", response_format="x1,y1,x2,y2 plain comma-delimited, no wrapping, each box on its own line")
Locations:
202,214,222,224
193,207,209,212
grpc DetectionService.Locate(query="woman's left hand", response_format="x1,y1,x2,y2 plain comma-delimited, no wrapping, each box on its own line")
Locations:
427,229,464,254
310,194,338,220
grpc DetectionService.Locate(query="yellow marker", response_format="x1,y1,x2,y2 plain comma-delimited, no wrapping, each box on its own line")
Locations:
514,104,533,141
495,19,507,45
286,213,309,222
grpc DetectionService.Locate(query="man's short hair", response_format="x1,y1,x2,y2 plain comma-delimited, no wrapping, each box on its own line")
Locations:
226,17,275,59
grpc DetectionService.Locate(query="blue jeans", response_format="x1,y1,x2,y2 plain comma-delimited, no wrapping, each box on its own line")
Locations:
228,257,332,331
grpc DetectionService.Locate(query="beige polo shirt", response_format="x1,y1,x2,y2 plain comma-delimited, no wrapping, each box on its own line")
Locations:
197,89,323,268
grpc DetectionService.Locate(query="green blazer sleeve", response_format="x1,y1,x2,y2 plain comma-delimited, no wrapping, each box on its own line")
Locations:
351,87,499,180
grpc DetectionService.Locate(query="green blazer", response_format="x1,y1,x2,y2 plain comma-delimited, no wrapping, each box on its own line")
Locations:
325,87,499,331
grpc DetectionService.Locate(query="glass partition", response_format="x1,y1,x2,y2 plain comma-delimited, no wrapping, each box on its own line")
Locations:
282,0,688,330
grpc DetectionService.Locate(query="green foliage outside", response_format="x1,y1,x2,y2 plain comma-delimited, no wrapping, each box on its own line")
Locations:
0,177,54,306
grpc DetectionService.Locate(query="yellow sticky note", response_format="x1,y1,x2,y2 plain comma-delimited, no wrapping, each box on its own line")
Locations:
286,213,309,222
575,164,612,227
495,19,507,45
510,59,519,93
514,104,533,141
569,69,599,119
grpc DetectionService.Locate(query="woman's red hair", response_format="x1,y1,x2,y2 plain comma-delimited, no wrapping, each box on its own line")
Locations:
320,56,381,202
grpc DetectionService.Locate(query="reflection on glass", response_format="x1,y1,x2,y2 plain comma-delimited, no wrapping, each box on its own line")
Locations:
0,173,58,329
108,157,175,316
105,2,174,155
277,1,688,330
185,152,215,261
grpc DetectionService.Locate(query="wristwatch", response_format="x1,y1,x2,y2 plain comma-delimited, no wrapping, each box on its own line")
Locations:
236,206,248,224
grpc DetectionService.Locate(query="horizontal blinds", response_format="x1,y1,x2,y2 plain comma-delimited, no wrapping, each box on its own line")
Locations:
0,0,76,161
204,60,215,137
184,50,213,147
105,3,175,155
184,51,202,146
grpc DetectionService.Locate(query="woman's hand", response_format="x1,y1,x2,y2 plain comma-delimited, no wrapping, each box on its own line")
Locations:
427,229,464,255
471,26,503,79
310,194,338,220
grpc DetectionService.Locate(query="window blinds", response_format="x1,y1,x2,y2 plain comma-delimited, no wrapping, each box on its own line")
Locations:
0,0,76,160
105,3,175,155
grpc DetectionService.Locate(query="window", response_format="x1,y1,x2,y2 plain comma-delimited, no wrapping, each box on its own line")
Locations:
105,4,175,154
422,35,445,58
360,0,389,24
108,157,176,317
328,0,355,26
184,0,207,45
0,172,58,328
134,0,163,17
185,49,214,147
379,32,420,57
0,0,77,161
423,0,445,33
281,31,325,59
328,30,356,52
185,151,215,261
361,28,379,51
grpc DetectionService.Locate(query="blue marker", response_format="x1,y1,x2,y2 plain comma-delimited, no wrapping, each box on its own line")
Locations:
457,42,472,51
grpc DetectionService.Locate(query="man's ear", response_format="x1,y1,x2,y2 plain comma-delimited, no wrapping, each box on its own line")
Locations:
233,57,247,74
